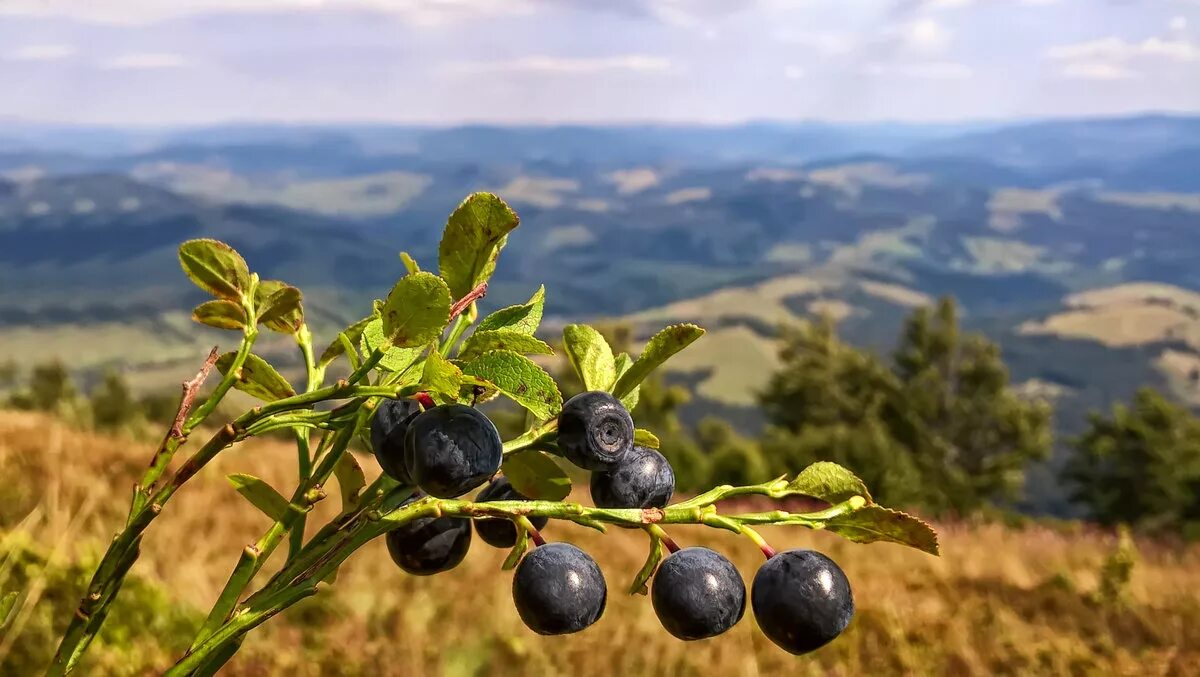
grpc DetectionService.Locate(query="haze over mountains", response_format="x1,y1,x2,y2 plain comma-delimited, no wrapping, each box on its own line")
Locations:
4,115,1200,457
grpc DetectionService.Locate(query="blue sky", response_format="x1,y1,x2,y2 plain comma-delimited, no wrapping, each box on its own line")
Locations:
1,0,1197,124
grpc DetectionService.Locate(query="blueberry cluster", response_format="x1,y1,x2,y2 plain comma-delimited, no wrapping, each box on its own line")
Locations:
370,391,854,653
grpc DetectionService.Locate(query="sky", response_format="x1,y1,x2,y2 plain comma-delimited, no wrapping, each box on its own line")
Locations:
0,0,1198,125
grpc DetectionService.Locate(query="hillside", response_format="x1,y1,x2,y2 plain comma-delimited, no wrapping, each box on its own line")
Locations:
2,412,1198,675
2,115,1200,437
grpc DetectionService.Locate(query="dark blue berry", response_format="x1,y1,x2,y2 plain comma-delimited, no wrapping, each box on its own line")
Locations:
751,549,854,655
512,543,607,635
385,493,472,576
590,445,674,509
556,391,633,471
474,477,549,548
404,404,502,498
652,547,745,640
370,398,421,484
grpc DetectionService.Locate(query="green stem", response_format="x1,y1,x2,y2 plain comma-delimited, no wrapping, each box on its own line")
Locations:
439,314,470,358
289,324,322,560
190,422,357,650
173,492,872,671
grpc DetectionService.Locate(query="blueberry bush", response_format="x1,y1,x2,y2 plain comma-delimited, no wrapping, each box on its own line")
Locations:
49,193,939,675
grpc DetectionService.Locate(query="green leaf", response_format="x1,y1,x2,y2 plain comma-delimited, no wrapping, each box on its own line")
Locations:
380,271,452,348
318,315,372,368
191,300,246,330
612,324,705,399
614,352,639,410
503,450,571,501
178,239,251,301
420,349,464,400
476,285,545,335
0,591,18,630
785,462,873,504
458,330,553,362
563,324,616,392
633,429,660,449
501,527,529,571
438,192,520,299
825,506,940,556
400,251,420,274
628,538,664,596
255,281,304,334
462,350,562,420
216,352,296,402
227,474,292,522
361,318,426,373
333,452,366,513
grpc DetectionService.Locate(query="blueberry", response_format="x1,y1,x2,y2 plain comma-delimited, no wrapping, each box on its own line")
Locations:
651,547,746,640
751,549,854,655
385,493,472,576
590,445,674,509
370,398,421,484
404,404,502,498
474,477,549,548
512,543,607,635
556,391,633,471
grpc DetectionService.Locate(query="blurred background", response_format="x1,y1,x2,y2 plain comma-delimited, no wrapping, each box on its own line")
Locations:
2,1,1199,674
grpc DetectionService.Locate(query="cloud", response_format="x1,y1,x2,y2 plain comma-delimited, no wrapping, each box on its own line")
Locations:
1047,36,1198,63
448,55,672,75
6,44,77,61
890,18,950,53
0,0,533,25
783,64,806,79
863,61,972,79
772,29,855,55
1059,62,1136,80
1170,16,1187,32
102,53,187,70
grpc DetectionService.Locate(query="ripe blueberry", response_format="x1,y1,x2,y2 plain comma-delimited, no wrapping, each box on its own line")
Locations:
590,445,675,509
751,549,854,655
474,477,549,548
651,547,746,640
404,403,502,498
556,391,633,471
385,493,472,576
512,542,607,635
370,398,421,484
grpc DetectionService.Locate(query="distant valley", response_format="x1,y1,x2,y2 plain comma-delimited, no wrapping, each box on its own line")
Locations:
3,115,1200,454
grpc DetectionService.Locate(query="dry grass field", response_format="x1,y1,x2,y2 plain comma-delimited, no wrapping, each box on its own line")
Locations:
2,411,1198,676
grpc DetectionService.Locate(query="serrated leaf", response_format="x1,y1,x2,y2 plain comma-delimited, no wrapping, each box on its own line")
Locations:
459,330,553,362
380,272,452,348
563,324,616,392
612,324,705,399
255,281,303,334
361,318,426,373
503,450,571,501
825,505,940,556
462,350,562,420
400,251,420,274
216,352,296,402
438,192,520,299
333,452,366,513
420,349,464,400
633,429,660,449
786,461,873,505
318,315,373,368
227,473,292,522
476,285,545,335
614,352,640,410
192,300,246,330
178,239,250,301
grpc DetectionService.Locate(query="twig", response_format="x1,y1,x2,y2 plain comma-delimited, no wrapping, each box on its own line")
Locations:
448,282,488,320
170,346,220,441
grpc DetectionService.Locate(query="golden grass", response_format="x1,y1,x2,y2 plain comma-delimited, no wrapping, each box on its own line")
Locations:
2,411,1199,676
